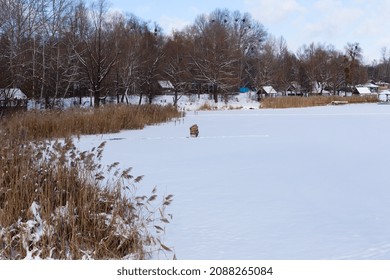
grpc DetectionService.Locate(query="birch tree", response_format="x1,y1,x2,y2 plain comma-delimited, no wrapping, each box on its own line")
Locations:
0,0,41,89
35,0,75,107
111,13,145,104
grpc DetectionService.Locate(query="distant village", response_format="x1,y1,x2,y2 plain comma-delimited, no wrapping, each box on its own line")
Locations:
2,2,390,111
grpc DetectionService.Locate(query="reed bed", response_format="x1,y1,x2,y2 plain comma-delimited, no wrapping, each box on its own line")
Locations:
197,102,217,111
2,104,182,141
260,95,379,109
0,104,179,259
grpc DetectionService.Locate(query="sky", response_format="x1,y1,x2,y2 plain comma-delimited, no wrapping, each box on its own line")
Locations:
106,0,390,64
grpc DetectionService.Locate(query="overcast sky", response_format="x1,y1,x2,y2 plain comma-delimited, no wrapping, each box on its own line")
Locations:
106,0,390,63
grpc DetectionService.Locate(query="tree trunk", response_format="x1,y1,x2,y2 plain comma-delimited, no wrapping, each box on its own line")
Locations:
173,88,178,107
94,90,100,107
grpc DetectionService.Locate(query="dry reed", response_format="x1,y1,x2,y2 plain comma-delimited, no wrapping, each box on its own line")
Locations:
197,102,216,111
0,104,178,259
1,104,183,141
260,95,379,109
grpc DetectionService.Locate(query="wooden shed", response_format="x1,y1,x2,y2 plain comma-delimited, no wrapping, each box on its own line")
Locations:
0,88,28,114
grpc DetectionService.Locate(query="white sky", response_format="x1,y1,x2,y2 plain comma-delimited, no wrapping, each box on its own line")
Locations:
107,0,390,64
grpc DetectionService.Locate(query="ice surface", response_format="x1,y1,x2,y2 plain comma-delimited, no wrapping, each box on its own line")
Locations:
75,103,390,259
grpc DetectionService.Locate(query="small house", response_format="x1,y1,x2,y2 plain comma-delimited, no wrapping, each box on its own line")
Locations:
285,82,303,96
257,85,278,100
0,88,28,107
262,86,278,96
157,80,174,94
359,82,379,93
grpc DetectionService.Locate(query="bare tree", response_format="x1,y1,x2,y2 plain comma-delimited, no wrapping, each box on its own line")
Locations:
296,43,336,95
137,24,165,104
35,0,75,107
0,2,379,108
189,9,241,102
374,47,390,82
0,0,42,89
230,10,267,89
327,49,346,95
75,0,119,107
244,36,279,95
162,31,191,107
111,13,145,104
273,37,297,94
344,42,366,89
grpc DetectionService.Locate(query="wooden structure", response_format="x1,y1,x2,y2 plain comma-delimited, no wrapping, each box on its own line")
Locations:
157,80,175,94
257,86,278,100
0,88,28,116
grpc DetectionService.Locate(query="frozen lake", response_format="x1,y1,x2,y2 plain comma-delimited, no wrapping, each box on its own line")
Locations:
76,103,390,259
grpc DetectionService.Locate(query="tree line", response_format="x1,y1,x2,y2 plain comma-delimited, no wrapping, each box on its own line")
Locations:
1,0,390,107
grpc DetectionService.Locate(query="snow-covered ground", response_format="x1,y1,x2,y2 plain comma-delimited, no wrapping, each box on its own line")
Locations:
74,101,390,260
154,92,260,111
27,92,261,110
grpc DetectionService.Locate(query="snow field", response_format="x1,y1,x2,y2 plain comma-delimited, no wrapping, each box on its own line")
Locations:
75,103,390,259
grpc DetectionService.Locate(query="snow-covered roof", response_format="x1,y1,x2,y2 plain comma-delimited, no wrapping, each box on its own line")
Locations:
0,88,27,99
359,83,379,88
158,80,174,89
355,86,371,94
262,86,277,94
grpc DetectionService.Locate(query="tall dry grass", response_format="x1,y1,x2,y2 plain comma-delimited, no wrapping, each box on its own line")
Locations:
197,102,217,111
260,95,379,109
0,104,179,259
2,104,183,140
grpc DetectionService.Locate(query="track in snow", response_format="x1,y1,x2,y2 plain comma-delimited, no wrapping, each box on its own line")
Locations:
107,134,270,141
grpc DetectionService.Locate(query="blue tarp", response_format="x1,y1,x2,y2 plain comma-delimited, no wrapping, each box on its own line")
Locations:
239,87,250,93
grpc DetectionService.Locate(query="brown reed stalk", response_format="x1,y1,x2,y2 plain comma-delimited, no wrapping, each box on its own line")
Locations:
260,95,379,109
0,104,177,259
1,104,182,141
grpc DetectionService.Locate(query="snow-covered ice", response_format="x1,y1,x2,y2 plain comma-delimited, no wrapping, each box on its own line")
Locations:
75,103,390,260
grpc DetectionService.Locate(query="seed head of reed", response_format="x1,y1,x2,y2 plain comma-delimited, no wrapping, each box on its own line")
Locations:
0,135,173,259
